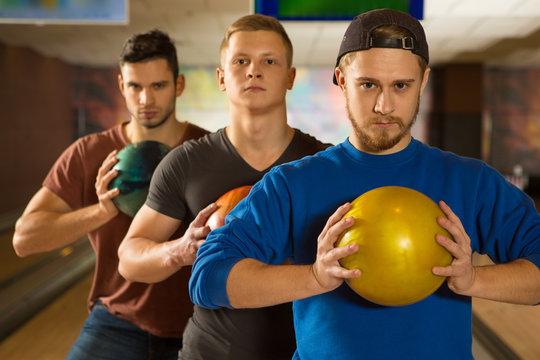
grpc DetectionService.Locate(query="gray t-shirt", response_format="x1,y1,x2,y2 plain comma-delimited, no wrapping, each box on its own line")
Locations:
147,127,329,360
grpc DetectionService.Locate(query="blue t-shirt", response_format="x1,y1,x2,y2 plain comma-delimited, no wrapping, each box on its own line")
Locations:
190,138,540,360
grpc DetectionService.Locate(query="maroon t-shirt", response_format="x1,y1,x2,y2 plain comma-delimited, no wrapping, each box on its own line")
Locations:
43,121,208,338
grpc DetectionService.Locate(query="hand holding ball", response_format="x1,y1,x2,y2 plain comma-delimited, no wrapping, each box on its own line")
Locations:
108,141,171,217
335,186,453,306
206,185,252,230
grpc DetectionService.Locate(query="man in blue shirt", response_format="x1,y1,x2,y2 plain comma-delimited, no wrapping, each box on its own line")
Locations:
190,9,540,360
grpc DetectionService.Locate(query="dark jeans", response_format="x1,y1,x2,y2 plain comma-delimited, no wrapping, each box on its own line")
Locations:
65,302,181,360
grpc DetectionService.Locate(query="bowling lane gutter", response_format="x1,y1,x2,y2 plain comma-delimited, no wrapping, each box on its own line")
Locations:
0,236,95,341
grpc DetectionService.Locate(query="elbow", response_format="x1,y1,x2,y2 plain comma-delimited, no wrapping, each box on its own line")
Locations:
12,237,28,258
117,256,144,283
117,242,137,282
117,261,135,282
12,220,31,258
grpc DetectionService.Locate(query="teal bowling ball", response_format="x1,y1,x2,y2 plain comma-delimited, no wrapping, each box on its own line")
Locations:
108,141,171,217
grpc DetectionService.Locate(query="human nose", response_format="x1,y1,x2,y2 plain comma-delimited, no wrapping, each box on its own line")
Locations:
139,88,155,105
246,63,262,79
374,89,394,115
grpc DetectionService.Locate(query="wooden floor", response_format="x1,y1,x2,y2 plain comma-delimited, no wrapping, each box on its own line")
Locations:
0,269,538,359
473,297,540,359
0,230,47,283
471,254,540,359
0,272,91,360
0,253,538,359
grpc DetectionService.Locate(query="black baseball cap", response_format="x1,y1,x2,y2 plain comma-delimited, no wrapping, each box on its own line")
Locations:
333,8,429,85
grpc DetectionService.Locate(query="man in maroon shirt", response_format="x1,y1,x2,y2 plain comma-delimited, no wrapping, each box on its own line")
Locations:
13,29,208,359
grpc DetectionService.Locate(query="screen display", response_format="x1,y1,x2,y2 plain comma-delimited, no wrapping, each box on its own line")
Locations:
254,0,423,20
0,0,127,24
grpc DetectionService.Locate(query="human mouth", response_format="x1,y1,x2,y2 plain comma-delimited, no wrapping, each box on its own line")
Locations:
370,117,402,129
374,122,395,128
245,86,265,92
139,110,159,119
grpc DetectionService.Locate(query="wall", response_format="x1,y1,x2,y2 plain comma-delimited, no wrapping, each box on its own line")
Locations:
484,68,540,176
0,43,73,215
0,42,126,217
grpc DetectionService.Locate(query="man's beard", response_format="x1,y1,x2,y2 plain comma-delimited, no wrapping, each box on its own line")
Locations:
136,107,174,129
346,96,420,153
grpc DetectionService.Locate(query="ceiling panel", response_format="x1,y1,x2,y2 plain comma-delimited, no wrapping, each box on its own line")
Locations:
0,0,539,68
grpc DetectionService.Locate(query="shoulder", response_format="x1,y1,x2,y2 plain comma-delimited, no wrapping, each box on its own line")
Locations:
416,140,487,173
292,128,332,154
61,125,125,161
271,142,344,182
171,130,222,157
184,122,210,141
160,130,224,172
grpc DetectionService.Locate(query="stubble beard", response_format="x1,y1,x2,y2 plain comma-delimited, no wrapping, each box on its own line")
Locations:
346,96,420,153
135,107,174,129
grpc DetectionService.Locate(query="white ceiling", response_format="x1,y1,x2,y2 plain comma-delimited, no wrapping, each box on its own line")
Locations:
0,0,540,68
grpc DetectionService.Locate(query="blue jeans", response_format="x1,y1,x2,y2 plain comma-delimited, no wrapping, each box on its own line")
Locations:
65,302,181,360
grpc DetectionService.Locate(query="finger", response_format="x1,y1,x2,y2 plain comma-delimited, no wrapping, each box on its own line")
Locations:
439,201,466,229
437,215,470,250
435,234,466,260
99,168,119,190
329,266,362,280
192,203,218,226
432,265,453,277
328,242,359,262
317,215,354,252
99,187,119,201
98,150,118,175
320,203,351,241
189,224,212,240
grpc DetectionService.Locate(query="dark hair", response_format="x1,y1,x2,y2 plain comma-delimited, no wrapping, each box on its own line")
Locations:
220,14,293,67
119,29,179,80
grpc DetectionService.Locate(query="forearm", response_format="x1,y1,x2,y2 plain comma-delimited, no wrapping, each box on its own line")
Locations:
117,237,183,284
227,258,326,308
13,203,113,257
463,259,540,305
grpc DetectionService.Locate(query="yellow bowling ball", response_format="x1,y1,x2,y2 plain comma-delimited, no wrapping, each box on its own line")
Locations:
335,186,453,306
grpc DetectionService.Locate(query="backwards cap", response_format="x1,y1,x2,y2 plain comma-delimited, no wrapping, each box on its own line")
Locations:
333,8,428,85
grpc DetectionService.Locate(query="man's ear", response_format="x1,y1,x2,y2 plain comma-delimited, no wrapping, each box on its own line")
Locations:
419,67,430,97
287,67,296,90
216,67,227,92
176,74,185,97
335,67,347,93
118,73,126,97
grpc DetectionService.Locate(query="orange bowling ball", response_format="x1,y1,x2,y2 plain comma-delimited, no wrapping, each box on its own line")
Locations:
335,186,453,306
206,185,252,230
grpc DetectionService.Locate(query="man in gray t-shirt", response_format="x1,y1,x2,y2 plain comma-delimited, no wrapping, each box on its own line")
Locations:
150,128,327,359
119,14,329,359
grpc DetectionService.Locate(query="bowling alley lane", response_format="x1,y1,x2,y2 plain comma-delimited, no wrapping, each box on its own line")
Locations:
0,237,539,359
0,230,47,283
0,225,95,348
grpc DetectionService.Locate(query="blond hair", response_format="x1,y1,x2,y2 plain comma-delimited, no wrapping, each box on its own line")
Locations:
220,14,293,67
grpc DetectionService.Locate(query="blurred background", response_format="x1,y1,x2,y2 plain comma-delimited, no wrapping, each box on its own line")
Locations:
0,1,539,359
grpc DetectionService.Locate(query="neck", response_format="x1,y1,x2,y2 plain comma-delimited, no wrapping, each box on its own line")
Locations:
123,117,187,147
226,106,294,171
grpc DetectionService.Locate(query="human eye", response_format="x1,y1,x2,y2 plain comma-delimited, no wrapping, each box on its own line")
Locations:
265,59,275,65
395,82,407,90
361,82,376,90
236,58,247,65
153,82,167,89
